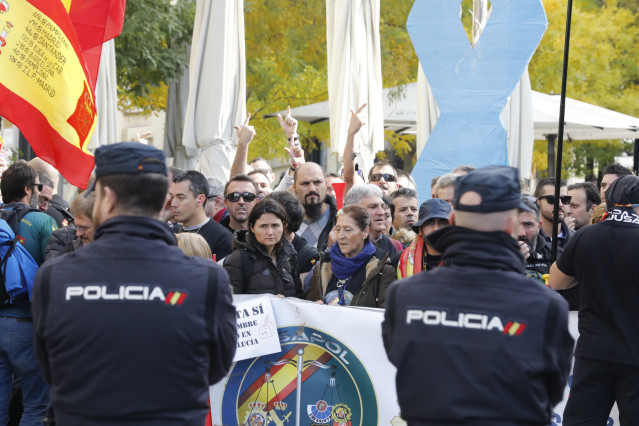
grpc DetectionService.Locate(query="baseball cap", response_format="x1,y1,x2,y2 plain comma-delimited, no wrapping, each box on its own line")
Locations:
85,142,167,194
412,198,452,233
605,174,639,209
453,165,532,213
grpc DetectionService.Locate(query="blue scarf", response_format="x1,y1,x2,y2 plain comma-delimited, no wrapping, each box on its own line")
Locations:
330,241,376,280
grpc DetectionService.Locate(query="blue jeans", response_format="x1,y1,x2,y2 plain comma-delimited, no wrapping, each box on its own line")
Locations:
0,317,49,426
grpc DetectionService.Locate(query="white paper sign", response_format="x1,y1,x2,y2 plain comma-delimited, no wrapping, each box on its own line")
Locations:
233,296,281,362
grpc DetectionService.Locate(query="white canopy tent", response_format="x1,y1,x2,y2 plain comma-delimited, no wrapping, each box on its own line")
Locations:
269,83,639,139
268,83,639,175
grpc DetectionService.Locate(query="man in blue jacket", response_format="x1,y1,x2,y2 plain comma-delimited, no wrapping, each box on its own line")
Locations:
383,166,573,426
32,142,237,425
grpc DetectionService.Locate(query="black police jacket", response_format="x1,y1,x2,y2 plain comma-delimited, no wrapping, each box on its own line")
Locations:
33,216,237,425
383,226,573,426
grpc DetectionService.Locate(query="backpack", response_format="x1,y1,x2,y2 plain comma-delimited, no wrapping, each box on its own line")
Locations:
0,204,40,304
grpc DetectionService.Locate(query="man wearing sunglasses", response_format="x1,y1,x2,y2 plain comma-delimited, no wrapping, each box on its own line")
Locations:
368,161,398,197
0,161,58,424
534,177,575,249
170,170,232,260
221,175,260,234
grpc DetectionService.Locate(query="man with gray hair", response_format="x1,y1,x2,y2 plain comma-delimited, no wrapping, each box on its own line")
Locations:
205,177,229,223
345,184,399,257
433,173,457,204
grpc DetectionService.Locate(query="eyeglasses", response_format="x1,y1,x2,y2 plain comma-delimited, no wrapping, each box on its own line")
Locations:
71,223,91,232
538,195,572,205
32,183,43,191
225,192,258,202
207,195,221,201
38,196,51,206
369,173,397,183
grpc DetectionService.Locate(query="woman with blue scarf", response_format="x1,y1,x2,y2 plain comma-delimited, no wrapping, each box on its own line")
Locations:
306,205,396,308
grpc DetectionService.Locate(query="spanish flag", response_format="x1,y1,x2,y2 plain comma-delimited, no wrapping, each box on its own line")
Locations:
65,0,125,91
0,0,123,189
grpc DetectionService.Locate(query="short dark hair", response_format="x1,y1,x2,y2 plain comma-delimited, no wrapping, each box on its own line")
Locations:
602,163,632,178
568,182,602,210
249,157,273,172
368,161,396,180
169,167,185,180
534,177,567,198
338,204,371,244
267,191,304,233
224,174,259,197
389,188,418,218
173,170,209,207
1,161,38,203
98,158,168,217
520,195,540,221
247,198,287,251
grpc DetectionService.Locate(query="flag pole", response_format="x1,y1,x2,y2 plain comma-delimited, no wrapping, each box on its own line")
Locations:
551,0,574,262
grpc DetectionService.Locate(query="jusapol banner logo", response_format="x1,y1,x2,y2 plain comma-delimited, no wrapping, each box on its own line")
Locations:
221,326,378,425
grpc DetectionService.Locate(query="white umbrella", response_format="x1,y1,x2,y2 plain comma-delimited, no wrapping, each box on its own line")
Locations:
182,0,246,180
326,0,383,175
87,39,118,150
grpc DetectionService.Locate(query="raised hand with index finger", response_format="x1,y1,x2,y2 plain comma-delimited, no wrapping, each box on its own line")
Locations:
234,113,256,145
277,106,298,138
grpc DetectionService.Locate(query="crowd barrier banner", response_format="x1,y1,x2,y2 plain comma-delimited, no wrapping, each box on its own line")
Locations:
210,296,620,425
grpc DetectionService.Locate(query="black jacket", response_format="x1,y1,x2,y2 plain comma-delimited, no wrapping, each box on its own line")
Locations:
316,195,338,252
32,216,236,425
383,226,573,425
44,225,81,261
224,230,302,297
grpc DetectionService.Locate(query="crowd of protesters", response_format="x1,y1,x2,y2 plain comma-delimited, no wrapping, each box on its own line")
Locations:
0,103,635,424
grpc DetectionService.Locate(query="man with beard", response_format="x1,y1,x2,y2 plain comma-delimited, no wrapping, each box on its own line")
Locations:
293,162,337,252
534,177,574,248
0,161,57,424
221,174,260,233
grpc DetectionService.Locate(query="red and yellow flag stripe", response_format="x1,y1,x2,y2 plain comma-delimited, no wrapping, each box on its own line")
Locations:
0,0,96,188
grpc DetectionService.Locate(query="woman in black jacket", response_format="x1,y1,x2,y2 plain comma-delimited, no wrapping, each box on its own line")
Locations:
223,198,302,297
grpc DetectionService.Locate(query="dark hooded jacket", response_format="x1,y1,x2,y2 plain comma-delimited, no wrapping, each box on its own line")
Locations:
316,195,338,252
224,230,303,298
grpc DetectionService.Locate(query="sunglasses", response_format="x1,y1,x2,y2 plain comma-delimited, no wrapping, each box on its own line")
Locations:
369,173,397,183
32,183,43,191
225,192,258,202
538,195,572,205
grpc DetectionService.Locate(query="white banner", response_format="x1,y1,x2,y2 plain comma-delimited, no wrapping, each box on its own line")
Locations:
210,297,620,426
233,296,281,362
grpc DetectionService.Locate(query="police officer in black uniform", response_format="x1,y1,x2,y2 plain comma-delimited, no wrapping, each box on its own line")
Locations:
383,165,573,426
32,142,237,425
